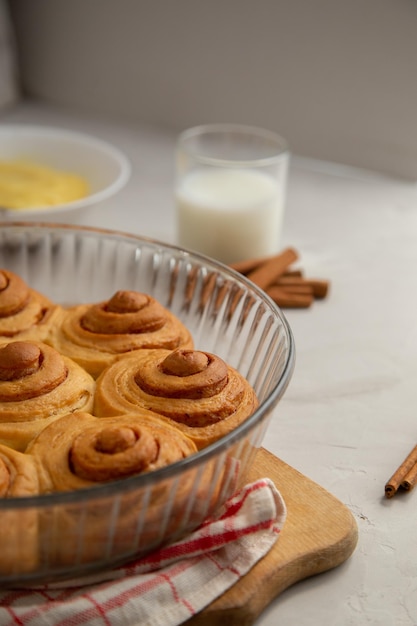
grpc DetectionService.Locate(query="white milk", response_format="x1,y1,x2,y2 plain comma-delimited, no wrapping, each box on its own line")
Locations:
175,167,285,265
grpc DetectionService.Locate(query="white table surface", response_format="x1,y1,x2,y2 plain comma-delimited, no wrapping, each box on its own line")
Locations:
2,101,417,626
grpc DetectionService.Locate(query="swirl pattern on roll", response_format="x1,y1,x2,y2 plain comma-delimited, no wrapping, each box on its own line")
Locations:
0,340,95,451
94,348,259,449
0,269,61,343
26,411,198,566
27,411,197,492
49,290,194,378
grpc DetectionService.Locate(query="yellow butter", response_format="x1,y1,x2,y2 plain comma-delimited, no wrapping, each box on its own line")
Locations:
0,160,89,209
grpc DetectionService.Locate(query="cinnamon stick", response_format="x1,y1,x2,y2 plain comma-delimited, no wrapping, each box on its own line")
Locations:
274,283,314,297
228,248,330,309
282,269,304,278
246,248,299,290
385,444,417,498
229,255,271,275
266,285,314,309
401,461,417,492
275,276,329,299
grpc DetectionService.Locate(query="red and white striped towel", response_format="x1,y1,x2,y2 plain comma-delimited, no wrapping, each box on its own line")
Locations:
0,478,286,626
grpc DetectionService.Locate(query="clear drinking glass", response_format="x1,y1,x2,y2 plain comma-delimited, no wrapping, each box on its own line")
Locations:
175,123,289,265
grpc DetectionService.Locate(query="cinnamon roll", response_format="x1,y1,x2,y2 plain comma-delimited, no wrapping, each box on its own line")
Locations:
0,269,61,343
28,411,197,491
27,411,198,566
0,444,40,575
94,348,259,449
0,340,95,451
49,290,194,378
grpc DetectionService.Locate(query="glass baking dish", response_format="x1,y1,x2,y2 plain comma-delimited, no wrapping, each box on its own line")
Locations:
0,222,295,586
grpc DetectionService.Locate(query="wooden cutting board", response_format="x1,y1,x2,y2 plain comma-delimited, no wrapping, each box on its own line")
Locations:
186,447,358,626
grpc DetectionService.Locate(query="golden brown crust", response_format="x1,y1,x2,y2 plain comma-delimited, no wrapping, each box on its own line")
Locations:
0,341,67,399
0,269,62,343
94,348,259,449
0,444,40,574
26,411,199,567
27,411,197,492
0,340,95,451
0,444,39,497
48,290,194,378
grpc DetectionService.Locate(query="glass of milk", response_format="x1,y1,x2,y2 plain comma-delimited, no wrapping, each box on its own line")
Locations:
175,123,289,265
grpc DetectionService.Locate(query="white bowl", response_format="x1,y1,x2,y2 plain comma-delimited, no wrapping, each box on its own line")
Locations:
0,124,131,219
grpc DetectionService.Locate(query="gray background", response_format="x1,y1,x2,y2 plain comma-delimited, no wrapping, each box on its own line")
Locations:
6,0,417,180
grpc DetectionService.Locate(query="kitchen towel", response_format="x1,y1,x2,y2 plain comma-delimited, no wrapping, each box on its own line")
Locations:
0,477,286,626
